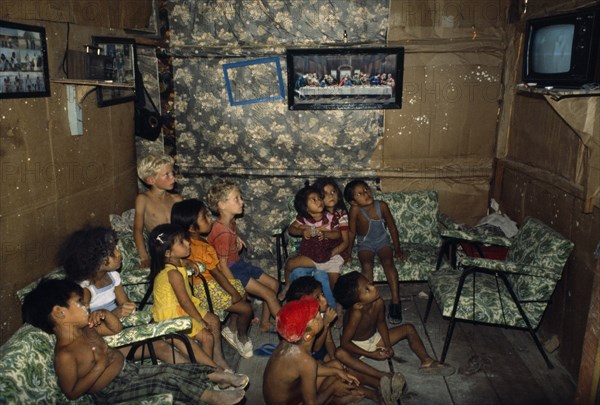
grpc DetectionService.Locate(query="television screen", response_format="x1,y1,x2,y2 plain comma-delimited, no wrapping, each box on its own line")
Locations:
532,24,575,74
522,5,600,87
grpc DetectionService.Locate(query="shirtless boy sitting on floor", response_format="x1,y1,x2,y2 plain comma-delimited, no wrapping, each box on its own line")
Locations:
263,296,363,405
333,271,455,393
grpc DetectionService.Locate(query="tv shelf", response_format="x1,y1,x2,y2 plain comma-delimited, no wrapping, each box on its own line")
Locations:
516,83,600,101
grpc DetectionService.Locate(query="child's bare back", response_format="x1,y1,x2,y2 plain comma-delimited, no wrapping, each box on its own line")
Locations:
263,343,316,404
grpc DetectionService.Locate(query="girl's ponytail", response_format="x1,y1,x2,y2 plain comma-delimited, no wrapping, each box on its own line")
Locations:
147,224,187,281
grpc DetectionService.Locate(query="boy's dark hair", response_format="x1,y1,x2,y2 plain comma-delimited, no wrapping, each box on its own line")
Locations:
293,185,322,219
343,179,369,204
333,271,362,309
60,227,118,283
22,278,83,334
171,198,208,232
285,276,322,303
314,177,346,212
148,223,188,281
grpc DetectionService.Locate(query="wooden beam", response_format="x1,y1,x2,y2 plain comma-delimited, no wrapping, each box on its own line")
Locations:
500,158,584,199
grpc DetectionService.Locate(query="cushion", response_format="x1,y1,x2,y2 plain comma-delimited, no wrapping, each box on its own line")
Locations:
0,324,93,404
377,190,441,247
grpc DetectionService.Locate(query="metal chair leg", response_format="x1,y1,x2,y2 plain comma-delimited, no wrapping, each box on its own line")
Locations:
424,293,434,323
441,269,471,363
387,357,402,405
499,274,554,369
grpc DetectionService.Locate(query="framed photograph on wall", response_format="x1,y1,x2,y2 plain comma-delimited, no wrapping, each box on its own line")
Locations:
287,47,404,110
0,20,50,99
91,36,136,107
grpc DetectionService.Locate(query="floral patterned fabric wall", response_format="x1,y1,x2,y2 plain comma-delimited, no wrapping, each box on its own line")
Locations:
168,0,389,271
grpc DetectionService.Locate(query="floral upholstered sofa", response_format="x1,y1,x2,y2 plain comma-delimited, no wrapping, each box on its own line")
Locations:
0,210,192,404
425,216,574,367
277,190,456,283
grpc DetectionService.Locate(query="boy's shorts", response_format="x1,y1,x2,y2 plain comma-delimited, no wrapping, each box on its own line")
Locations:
352,331,382,352
357,233,392,253
314,254,344,273
229,260,264,287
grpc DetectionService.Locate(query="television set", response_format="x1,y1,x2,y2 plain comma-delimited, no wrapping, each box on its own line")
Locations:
287,47,404,110
522,6,600,88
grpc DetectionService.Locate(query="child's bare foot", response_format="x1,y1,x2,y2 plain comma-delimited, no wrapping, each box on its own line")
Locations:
277,285,288,301
200,388,245,405
214,357,232,373
418,360,455,376
209,371,250,389
259,322,276,333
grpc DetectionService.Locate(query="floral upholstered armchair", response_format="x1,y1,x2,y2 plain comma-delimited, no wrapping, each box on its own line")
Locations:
425,217,574,368
0,210,194,403
0,324,176,404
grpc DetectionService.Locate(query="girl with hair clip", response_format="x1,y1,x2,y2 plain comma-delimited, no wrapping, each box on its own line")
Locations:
149,224,239,372
171,199,254,359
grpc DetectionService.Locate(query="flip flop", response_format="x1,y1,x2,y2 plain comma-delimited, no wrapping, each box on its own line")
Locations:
254,343,276,357
379,375,394,405
216,371,250,391
391,372,407,401
418,361,456,376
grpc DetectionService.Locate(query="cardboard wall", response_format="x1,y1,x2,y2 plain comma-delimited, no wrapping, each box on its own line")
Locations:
496,0,600,379
0,1,152,344
379,0,510,225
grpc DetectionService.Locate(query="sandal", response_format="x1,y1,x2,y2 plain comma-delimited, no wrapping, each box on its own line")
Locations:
253,343,276,357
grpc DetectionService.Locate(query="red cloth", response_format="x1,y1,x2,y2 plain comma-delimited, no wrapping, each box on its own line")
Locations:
276,296,319,343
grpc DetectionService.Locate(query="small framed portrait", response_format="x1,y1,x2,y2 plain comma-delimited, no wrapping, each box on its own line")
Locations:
90,36,136,107
0,20,50,99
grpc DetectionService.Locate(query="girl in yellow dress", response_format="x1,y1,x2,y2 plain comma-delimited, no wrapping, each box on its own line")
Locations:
171,199,254,359
149,223,232,371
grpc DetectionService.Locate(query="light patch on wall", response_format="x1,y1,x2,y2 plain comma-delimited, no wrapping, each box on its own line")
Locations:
223,57,285,106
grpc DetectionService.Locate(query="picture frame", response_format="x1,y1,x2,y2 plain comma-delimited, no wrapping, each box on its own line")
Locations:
0,20,50,99
91,36,136,107
287,47,404,110
223,57,285,106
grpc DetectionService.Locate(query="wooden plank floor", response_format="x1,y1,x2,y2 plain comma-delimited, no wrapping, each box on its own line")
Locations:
230,283,575,404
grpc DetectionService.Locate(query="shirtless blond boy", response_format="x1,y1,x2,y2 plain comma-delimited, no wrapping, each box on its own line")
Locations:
134,154,183,267
21,278,246,404
263,296,362,405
